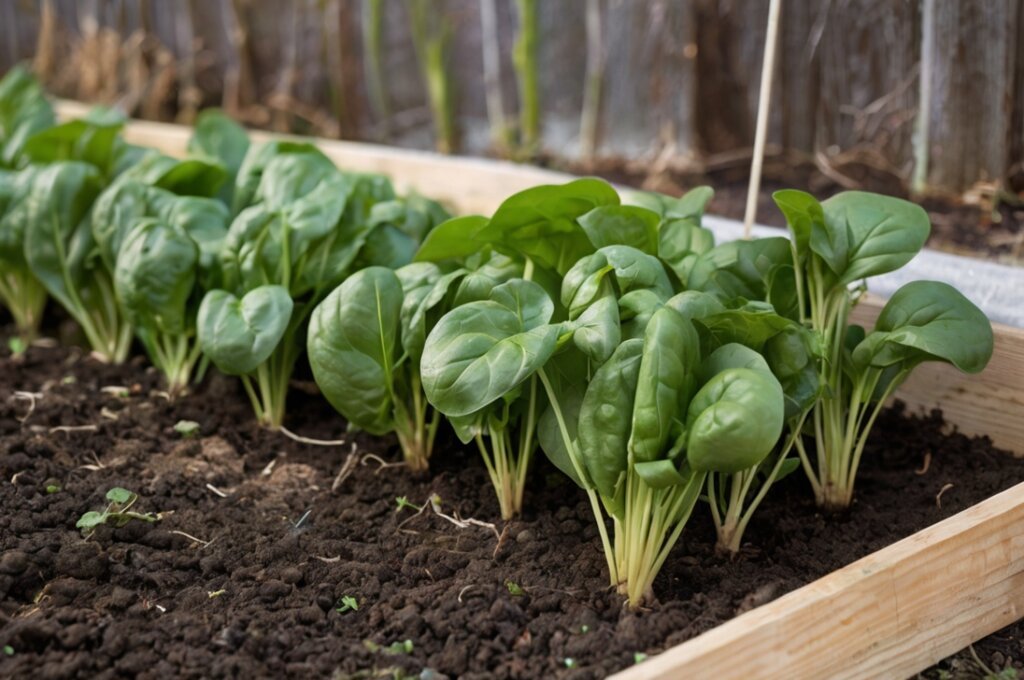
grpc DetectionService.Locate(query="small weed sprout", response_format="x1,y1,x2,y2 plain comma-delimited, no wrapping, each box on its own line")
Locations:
174,420,200,438
335,595,359,613
505,580,525,596
76,487,159,537
395,496,422,513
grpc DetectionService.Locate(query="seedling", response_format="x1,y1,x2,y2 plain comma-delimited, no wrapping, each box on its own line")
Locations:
7,337,25,354
3,645,12,656
335,595,359,613
76,487,159,538
174,420,200,438
563,658,577,669
505,580,525,597
207,589,226,598
45,484,60,494
395,496,422,513
633,652,648,665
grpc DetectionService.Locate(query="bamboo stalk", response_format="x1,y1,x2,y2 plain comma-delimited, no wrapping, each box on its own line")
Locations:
580,0,604,162
742,0,782,240
911,0,934,197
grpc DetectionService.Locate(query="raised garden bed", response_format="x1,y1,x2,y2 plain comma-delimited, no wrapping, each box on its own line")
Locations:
1,106,1022,679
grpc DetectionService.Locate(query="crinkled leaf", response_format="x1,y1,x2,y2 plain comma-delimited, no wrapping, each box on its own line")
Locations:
421,280,558,416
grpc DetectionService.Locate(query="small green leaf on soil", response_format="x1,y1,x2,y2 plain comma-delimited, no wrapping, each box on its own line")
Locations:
174,420,200,438
335,595,358,613
106,487,134,504
505,580,525,596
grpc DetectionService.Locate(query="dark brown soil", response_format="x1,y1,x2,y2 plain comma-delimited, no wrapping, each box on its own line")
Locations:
1,340,1022,679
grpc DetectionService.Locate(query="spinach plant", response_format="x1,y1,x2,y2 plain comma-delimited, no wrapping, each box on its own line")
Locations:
0,167,48,341
773,190,994,509
90,149,231,389
199,143,438,427
22,161,137,361
308,262,462,472
0,65,56,168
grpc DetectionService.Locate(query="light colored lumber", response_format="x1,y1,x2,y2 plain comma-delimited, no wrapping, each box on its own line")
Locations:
852,294,1024,454
612,480,1024,680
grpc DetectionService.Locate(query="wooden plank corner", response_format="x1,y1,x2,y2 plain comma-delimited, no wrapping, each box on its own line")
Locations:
611,480,1024,680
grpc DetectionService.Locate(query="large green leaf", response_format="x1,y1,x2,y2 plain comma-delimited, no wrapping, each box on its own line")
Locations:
578,205,660,253
114,218,198,336
686,367,784,473
628,306,700,463
578,338,643,504
687,237,792,305
187,109,250,204
0,65,55,167
817,191,930,285
474,178,619,274
197,285,293,375
308,267,403,434
23,162,104,314
628,186,713,221
852,280,993,374
22,115,124,177
421,279,559,416
396,263,465,361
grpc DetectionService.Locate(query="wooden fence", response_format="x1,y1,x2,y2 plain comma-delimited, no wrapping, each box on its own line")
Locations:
1,0,1022,195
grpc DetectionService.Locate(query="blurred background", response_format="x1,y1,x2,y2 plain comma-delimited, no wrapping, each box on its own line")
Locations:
2,0,1022,262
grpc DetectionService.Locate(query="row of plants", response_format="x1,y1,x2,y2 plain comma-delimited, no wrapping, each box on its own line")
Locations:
0,68,994,608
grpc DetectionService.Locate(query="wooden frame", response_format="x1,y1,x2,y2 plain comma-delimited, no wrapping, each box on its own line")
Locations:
58,103,1024,679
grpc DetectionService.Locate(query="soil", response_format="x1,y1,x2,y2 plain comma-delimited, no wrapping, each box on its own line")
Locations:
1,340,1022,679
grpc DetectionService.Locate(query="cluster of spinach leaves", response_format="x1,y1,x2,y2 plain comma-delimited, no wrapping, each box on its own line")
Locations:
404,177,992,606
199,140,450,427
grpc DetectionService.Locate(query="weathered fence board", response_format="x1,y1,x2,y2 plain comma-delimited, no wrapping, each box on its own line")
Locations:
7,0,1023,194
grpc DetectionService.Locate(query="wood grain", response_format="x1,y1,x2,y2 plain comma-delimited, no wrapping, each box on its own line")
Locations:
611,480,1024,680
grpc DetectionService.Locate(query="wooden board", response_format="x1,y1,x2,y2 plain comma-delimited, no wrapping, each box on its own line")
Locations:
54,104,1024,679
611,479,1024,680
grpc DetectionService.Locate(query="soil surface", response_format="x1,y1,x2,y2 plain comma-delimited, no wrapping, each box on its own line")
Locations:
1,339,1022,679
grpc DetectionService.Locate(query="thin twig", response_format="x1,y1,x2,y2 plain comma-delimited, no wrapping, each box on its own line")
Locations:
332,444,360,491
50,425,99,434
361,453,406,475
279,425,346,446
170,530,212,548
428,494,501,541
206,483,229,498
12,391,42,423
